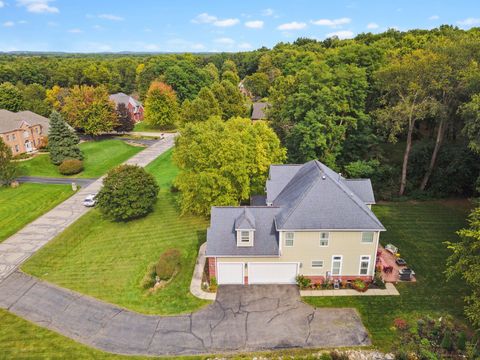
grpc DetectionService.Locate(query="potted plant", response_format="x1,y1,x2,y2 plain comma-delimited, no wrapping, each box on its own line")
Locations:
352,279,369,292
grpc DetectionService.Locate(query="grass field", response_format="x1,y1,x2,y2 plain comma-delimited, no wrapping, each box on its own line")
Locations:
22,149,210,315
0,183,74,243
17,139,143,178
304,199,471,351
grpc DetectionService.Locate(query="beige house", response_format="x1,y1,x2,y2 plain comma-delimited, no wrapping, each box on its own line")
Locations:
0,110,49,156
206,160,385,285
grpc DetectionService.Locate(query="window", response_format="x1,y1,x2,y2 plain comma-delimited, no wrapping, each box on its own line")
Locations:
35,127,39,134
331,255,342,275
12,134,16,140
361,232,374,243
23,131,29,138
6,135,9,141
359,255,371,275
240,231,250,243
319,232,329,246
311,260,324,268
14,145,19,152
284,232,294,247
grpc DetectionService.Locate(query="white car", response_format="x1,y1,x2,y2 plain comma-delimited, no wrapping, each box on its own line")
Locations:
83,193,97,207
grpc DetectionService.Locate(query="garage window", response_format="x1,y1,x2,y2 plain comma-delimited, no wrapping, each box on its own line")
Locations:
285,232,294,247
311,260,324,268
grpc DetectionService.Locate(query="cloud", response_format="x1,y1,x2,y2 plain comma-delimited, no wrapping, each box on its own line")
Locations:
326,30,354,39
0,1,4,8
213,18,239,27
191,43,205,50
3,21,15,27
18,20,28,24
429,15,439,20
214,37,235,45
98,14,124,21
277,21,306,30
192,12,239,27
245,20,264,29
366,22,379,29
144,44,160,51
311,17,351,28
457,17,480,26
238,42,252,49
68,28,83,33
262,8,274,16
17,0,59,14
92,24,103,30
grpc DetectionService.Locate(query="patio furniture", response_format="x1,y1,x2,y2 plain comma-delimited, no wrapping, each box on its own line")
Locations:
383,265,393,273
385,244,398,255
395,258,407,266
399,268,415,281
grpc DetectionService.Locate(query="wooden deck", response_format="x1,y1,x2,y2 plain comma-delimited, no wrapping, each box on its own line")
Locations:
377,245,417,283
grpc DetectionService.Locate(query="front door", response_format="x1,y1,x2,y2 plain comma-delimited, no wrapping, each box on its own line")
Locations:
25,140,33,152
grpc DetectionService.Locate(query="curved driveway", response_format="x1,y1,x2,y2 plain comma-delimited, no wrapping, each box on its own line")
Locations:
0,272,370,356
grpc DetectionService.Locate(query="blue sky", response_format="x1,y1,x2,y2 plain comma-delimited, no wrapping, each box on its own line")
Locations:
0,0,479,52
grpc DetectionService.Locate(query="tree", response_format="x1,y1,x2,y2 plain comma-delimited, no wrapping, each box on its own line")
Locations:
243,72,270,98
0,137,17,185
221,70,240,85
446,207,480,328
204,63,219,83
461,93,480,154
144,81,179,128
45,85,69,111
0,82,23,111
48,111,83,165
62,85,117,135
210,81,247,120
114,103,134,132
221,59,238,73
374,50,441,196
19,83,50,116
173,117,285,215
96,164,159,221
181,87,221,123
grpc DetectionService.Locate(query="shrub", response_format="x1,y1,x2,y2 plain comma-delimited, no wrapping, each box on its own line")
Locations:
441,330,453,351
295,275,311,289
373,270,386,289
155,249,182,281
329,351,349,360
140,262,156,289
319,353,332,360
58,158,83,175
209,276,218,292
96,164,159,221
457,331,467,351
393,318,409,331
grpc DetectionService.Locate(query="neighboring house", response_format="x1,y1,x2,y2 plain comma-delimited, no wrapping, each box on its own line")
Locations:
251,102,270,121
206,160,385,285
109,93,144,122
0,109,49,155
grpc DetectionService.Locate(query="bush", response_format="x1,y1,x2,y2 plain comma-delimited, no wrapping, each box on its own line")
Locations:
457,331,467,351
373,270,386,289
140,262,156,289
329,351,349,360
352,278,369,292
441,330,453,351
295,275,311,289
58,158,84,175
96,164,159,221
155,249,181,281
393,318,409,331
209,276,218,292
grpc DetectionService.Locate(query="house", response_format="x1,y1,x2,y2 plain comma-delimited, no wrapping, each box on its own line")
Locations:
206,160,385,285
109,93,144,122
0,110,49,155
251,102,270,121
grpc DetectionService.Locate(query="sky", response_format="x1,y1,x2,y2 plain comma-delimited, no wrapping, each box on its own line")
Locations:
0,0,479,53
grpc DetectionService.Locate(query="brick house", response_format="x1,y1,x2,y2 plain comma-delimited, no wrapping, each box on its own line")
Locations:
109,93,144,123
0,110,50,156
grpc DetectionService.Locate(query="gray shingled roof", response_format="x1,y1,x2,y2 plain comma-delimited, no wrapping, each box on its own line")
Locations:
206,207,280,257
109,93,141,108
234,207,256,229
251,102,269,120
273,160,385,231
265,164,302,204
0,109,50,134
341,179,376,204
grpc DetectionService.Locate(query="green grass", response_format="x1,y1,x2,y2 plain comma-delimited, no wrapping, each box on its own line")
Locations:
304,199,472,351
22,149,210,315
17,139,143,178
0,183,74,243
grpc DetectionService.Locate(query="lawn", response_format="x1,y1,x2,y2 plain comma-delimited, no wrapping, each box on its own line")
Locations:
304,199,472,351
0,183,74,243
17,139,143,178
22,149,210,315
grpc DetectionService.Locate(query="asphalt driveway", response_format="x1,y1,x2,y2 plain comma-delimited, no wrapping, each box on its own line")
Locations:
0,272,370,356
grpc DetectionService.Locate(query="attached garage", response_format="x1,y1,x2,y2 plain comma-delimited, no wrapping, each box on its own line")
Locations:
248,262,298,284
217,262,244,285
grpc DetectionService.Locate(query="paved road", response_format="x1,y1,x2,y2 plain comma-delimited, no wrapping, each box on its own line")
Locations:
0,272,370,356
17,176,98,187
0,134,175,282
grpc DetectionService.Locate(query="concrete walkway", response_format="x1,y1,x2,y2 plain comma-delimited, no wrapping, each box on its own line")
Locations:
17,176,98,187
0,272,370,356
190,243,216,301
301,283,399,297
0,134,175,282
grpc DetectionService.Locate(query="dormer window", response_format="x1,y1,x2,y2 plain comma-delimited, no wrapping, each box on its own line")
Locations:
237,229,254,247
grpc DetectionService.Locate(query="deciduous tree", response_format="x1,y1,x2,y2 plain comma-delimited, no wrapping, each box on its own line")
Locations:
0,137,17,185
181,87,221,123
0,82,23,111
210,81,246,120
144,81,179,128
114,103,134,132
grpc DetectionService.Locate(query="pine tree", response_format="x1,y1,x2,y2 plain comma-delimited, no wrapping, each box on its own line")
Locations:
48,111,83,165
0,137,17,186
114,103,134,132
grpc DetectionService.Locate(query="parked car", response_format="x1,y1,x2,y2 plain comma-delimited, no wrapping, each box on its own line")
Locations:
83,193,97,207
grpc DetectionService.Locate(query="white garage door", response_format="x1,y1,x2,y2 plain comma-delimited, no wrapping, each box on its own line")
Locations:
248,263,298,284
217,262,244,285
